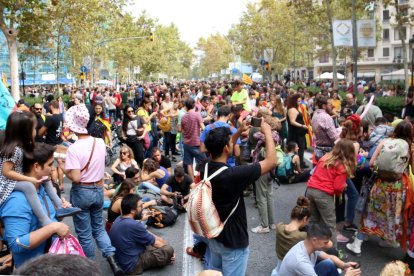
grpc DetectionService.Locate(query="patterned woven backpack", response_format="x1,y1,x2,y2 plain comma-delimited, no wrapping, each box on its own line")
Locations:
187,163,239,238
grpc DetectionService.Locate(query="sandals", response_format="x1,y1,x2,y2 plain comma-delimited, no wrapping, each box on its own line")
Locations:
186,247,203,259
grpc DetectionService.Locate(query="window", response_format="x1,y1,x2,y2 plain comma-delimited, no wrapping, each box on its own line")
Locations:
318,53,329,63
400,8,409,16
383,47,390,57
367,49,374,58
383,29,390,41
394,47,402,59
383,10,390,21
394,27,406,41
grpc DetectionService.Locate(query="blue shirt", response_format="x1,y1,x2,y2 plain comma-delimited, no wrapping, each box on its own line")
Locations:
200,121,241,167
0,185,57,268
109,217,155,273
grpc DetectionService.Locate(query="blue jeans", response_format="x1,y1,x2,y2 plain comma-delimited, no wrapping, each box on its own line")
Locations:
183,144,206,166
138,182,161,194
193,234,211,269
314,259,339,276
70,185,115,259
209,239,249,276
345,178,358,223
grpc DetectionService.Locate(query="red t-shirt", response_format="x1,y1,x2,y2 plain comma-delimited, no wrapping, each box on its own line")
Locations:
307,157,347,196
181,110,203,147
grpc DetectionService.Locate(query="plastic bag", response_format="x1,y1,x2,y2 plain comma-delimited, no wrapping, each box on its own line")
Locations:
48,234,86,257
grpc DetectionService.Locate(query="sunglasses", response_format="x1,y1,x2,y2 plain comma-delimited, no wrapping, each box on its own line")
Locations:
127,110,134,113
34,108,42,111
121,151,129,155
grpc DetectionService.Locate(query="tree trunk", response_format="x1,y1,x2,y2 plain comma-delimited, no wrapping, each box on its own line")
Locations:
326,0,338,89
7,33,19,100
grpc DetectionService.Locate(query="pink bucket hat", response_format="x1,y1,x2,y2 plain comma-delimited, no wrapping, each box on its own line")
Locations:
65,104,90,134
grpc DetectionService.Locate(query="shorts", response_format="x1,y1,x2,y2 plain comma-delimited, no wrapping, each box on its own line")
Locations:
183,144,206,166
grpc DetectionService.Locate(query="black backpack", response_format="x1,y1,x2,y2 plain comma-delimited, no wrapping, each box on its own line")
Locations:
147,206,178,228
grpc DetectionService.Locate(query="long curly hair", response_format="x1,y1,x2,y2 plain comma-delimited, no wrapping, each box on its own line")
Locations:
323,139,356,177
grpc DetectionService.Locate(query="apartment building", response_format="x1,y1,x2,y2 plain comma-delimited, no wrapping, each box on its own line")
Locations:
313,0,413,83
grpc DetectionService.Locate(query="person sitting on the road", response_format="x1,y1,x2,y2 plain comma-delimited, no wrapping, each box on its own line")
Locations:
160,166,194,206
278,223,361,276
106,179,156,232
272,196,311,275
141,158,170,188
109,194,175,275
152,147,172,175
278,142,311,184
0,143,70,268
111,145,139,186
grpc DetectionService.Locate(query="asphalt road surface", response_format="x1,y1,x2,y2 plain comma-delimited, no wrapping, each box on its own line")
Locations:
59,153,405,276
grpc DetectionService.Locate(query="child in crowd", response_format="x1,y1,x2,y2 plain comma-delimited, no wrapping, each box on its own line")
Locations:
306,139,357,248
0,111,79,226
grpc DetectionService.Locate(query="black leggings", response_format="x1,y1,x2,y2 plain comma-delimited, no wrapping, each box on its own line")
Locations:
164,132,177,156
126,135,144,168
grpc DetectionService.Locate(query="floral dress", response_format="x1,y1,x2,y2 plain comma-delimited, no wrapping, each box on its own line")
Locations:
360,141,409,243
0,147,23,205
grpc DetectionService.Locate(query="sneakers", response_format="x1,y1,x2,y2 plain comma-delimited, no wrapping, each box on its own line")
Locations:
269,224,277,230
251,226,270,233
343,223,358,232
337,233,350,243
56,207,82,219
346,237,363,257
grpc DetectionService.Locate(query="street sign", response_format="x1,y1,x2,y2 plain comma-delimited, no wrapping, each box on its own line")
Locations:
133,66,141,74
83,56,91,70
80,66,87,73
260,59,266,66
232,68,239,75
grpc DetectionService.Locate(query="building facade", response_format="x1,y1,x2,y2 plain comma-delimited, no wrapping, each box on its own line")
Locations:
313,0,413,83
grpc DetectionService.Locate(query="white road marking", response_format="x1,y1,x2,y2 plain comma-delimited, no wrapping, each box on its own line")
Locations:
183,214,203,276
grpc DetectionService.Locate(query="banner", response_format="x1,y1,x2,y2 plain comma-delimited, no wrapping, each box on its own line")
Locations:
333,20,352,46
357,19,376,47
0,80,15,130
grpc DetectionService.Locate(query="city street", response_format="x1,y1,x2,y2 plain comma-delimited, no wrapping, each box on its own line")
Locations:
60,153,405,276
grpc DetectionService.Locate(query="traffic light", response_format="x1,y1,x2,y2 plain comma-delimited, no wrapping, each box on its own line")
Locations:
265,62,270,71
149,32,154,42
80,72,85,80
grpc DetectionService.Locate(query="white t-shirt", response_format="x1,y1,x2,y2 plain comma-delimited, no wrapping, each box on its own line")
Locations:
278,241,321,276
65,136,106,183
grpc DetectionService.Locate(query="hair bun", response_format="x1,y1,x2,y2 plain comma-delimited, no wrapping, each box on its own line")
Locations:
296,196,310,207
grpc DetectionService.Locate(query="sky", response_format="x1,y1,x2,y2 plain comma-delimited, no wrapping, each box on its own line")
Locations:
125,0,255,48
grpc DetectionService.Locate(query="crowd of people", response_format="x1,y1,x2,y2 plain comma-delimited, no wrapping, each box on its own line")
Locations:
0,78,413,276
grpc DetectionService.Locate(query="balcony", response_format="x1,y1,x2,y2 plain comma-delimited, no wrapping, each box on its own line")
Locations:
364,57,376,62
378,57,390,61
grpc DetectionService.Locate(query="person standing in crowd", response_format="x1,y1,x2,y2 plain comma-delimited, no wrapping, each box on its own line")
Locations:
160,98,179,161
38,100,64,146
114,90,122,121
109,194,175,275
122,105,146,168
200,105,241,167
341,93,359,118
306,139,357,248
203,120,276,275
181,98,205,179
31,103,46,143
0,143,70,268
311,96,340,161
231,80,251,120
270,95,287,149
104,92,117,123
137,98,158,156
356,96,383,126
88,104,112,148
347,121,413,257
58,104,122,275
286,94,308,168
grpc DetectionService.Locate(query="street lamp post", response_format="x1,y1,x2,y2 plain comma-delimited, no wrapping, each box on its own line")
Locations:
409,35,414,87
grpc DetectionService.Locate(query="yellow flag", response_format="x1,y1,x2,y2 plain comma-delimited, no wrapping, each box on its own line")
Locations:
242,74,253,85
1,73,7,86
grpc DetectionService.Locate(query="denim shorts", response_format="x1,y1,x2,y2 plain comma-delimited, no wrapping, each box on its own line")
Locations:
183,144,206,166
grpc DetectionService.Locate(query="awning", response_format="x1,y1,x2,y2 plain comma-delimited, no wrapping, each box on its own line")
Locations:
357,72,376,78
